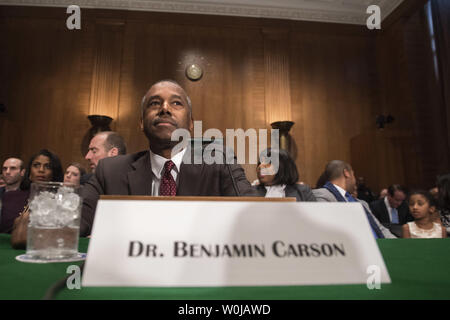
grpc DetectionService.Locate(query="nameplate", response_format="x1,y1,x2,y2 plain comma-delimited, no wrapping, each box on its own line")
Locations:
82,200,391,287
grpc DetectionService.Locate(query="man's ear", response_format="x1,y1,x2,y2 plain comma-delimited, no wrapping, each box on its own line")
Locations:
20,169,25,177
343,169,350,179
108,147,119,157
189,117,194,132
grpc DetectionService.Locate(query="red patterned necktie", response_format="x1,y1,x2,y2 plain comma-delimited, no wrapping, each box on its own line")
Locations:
159,160,177,196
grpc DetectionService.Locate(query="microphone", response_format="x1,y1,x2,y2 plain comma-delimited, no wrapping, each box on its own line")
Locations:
190,138,241,196
224,153,241,197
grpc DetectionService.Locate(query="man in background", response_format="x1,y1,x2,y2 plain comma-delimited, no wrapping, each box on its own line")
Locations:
356,176,375,203
82,131,127,184
313,160,396,239
0,158,28,233
370,184,413,228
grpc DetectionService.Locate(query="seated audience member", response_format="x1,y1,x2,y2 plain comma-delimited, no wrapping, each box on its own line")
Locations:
64,162,86,188
370,184,413,227
253,148,315,201
437,174,450,236
85,131,127,173
402,190,446,238
79,80,256,237
313,160,396,239
378,188,388,200
0,158,27,233
10,149,64,249
429,187,439,201
356,176,375,203
81,131,127,184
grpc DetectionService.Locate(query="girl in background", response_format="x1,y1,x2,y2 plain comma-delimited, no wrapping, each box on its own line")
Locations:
402,190,446,238
437,174,450,236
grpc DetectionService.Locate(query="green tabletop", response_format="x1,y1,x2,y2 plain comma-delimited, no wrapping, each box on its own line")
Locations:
0,234,449,300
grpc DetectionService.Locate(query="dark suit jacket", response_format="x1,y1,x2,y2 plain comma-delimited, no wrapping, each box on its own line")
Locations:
369,198,413,225
254,184,316,202
80,150,257,236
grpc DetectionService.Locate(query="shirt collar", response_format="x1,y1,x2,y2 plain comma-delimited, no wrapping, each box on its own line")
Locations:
264,184,286,197
333,184,348,200
149,148,187,179
384,196,392,210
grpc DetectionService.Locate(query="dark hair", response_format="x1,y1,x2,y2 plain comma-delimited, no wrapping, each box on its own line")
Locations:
437,173,450,212
408,190,437,208
20,149,64,190
315,170,329,189
388,184,408,197
66,162,87,177
259,148,299,185
324,160,352,182
101,131,127,155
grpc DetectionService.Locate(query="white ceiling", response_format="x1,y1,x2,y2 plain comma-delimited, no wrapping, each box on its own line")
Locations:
0,0,405,25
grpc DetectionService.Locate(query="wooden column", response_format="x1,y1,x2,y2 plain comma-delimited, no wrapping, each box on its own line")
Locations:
88,20,124,124
262,28,292,125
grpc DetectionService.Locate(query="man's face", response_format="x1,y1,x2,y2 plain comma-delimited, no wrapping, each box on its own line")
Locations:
2,158,25,186
345,168,357,193
388,190,406,208
85,134,109,172
357,177,365,186
140,82,193,147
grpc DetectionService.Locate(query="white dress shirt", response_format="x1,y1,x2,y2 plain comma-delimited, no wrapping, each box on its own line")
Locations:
264,184,286,198
149,148,187,196
384,196,396,223
333,184,348,201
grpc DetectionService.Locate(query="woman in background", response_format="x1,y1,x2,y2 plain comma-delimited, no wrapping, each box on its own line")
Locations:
254,148,316,201
63,162,86,188
437,173,450,236
11,149,64,249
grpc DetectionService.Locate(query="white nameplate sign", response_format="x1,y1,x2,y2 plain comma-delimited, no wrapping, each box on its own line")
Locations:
82,200,391,287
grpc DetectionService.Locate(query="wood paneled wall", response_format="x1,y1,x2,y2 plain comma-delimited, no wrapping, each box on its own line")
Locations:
0,5,447,191
373,4,450,190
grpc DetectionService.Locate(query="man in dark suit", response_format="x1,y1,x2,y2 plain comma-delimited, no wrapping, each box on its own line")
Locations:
80,131,127,185
80,80,256,237
369,184,413,236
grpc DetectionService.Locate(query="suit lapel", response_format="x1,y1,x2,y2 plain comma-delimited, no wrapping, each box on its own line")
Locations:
382,199,391,223
127,151,152,195
176,145,204,195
